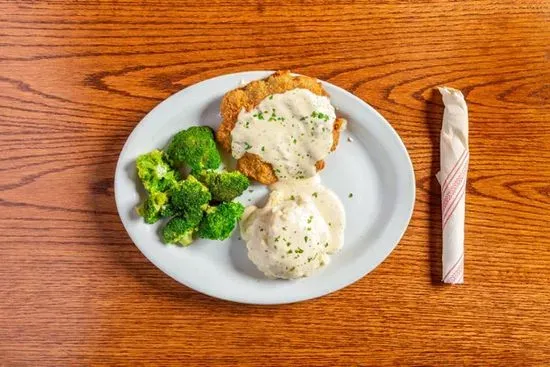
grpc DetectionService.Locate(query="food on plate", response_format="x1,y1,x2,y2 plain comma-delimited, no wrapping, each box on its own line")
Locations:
162,216,196,246
170,175,211,215
219,71,347,279
167,126,221,171
241,176,345,279
216,70,345,184
136,191,174,224
196,170,249,202
134,71,346,280
197,201,245,240
136,149,180,194
135,126,248,246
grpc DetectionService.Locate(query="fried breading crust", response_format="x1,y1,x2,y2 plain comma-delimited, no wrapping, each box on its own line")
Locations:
217,70,344,184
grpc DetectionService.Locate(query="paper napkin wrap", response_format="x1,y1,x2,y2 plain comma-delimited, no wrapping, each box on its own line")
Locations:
436,87,468,284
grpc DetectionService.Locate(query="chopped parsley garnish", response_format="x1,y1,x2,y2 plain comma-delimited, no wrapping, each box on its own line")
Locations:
261,146,265,152
311,111,329,121
348,193,353,198
289,266,295,271
287,249,292,254
257,111,265,120
306,227,311,231
268,109,278,122
304,236,308,242
282,227,287,231
287,241,291,247
244,142,252,150
290,195,295,200
295,248,304,254
307,216,313,223
312,192,318,198
325,242,329,248
269,95,273,100
274,236,280,242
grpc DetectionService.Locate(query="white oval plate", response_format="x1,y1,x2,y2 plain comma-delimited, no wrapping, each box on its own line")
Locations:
115,71,415,304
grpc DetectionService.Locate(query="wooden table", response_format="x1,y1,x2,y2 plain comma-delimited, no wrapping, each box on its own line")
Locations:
1,1,549,365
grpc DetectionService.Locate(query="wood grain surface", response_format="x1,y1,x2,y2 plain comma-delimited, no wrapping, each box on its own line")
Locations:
1,0,549,365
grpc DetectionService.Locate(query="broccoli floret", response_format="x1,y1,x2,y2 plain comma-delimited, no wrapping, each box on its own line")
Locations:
181,206,204,227
136,191,174,224
136,149,180,194
162,216,196,246
197,202,245,240
159,202,176,218
166,126,221,171
196,170,249,202
170,175,211,213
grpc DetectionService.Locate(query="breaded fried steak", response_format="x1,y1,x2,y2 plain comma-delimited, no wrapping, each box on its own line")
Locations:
216,70,344,185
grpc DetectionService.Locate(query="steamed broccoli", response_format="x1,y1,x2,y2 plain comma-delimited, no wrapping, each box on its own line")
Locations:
166,126,221,171
197,201,245,240
136,149,180,194
136,191,174,224
196,170,249,202
162,216,196,246
170,175,211,213
181,206,204,227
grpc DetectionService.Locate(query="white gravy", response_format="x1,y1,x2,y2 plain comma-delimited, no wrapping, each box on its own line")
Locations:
270,175,345,253
233,88,346,279
231,88,336,180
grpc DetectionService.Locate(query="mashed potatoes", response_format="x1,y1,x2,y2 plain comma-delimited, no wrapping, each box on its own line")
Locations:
240,176,345,279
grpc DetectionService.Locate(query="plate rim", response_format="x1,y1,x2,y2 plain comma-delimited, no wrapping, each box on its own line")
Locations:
114,70,415,305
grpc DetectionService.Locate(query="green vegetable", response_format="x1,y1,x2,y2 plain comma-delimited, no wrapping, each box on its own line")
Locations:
196,170,249,202
170,175,211,213
181,206,204,227
162,216,196,246
197,202,245,240
136,191,174,224
166,126,221,171
136,150,180,194
135,126,251,246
